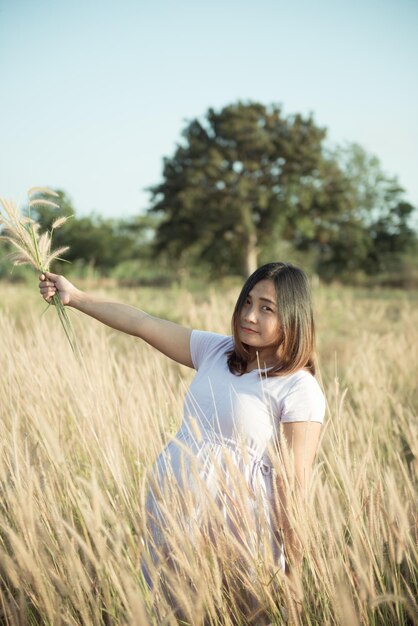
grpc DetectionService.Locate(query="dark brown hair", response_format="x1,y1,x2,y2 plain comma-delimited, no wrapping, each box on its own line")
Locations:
227,262,316,377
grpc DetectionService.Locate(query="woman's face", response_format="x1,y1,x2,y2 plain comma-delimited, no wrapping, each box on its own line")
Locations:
238,279,281,361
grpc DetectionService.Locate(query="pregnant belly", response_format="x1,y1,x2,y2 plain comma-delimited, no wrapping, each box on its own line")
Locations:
147,435,275,538
143,435,285,578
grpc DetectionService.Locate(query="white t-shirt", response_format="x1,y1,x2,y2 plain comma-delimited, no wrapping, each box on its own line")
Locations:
174,330,325,460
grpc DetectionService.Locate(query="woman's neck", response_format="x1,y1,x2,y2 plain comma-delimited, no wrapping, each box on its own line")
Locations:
246,350,279,372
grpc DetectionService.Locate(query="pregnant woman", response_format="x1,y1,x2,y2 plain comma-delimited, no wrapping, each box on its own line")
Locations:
39,261,325,623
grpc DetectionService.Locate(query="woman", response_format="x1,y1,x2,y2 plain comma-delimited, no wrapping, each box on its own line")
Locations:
39,262,325,622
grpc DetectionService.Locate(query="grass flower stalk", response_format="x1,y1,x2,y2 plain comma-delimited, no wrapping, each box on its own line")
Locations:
0,187,79,355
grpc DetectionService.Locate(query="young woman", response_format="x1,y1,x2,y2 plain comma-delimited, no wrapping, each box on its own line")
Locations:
39,262,325,621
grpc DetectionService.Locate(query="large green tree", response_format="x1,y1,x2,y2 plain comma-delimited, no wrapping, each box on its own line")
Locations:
148,102,327,277
148,103,416,279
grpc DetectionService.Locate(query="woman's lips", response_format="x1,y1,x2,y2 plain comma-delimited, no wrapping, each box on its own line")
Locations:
241,326,258,334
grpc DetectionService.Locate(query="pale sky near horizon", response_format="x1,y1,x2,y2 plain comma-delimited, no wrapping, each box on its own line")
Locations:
1,0,417,219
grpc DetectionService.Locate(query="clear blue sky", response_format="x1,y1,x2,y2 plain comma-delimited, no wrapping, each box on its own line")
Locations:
1,0,417,218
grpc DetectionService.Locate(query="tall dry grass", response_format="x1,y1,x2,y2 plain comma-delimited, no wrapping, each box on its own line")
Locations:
0,282,416,625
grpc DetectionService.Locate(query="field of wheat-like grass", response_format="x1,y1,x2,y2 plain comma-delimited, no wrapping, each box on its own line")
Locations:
0,281,416,626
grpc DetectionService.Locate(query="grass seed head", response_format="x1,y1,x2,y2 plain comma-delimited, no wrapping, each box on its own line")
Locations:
29,199,60,209
51,216,71,230
27,186,59,198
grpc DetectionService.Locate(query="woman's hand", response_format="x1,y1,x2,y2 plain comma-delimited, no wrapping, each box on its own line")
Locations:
39,271,79,306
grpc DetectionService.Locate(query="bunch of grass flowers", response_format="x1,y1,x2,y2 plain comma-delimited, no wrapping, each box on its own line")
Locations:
0,187,79,355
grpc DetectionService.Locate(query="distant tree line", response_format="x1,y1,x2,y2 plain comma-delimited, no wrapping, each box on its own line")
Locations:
1,101,416,286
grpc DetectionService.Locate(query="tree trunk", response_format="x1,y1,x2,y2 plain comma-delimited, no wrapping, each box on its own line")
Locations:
243,232,258,277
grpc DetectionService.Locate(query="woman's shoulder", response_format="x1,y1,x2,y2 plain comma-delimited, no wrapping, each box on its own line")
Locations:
190,330,233,370
268,367,320,389
281,368,324,399
288,367,321,386
269,369,326,424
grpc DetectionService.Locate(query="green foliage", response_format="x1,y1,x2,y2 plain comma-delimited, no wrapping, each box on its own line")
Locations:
30,190,157,272
147,102,417,281
0,251,34,282
148,101,327,277
110,259,175,287
312,144,417,281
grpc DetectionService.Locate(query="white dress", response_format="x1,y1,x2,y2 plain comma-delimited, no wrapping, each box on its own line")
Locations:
143,330,325,583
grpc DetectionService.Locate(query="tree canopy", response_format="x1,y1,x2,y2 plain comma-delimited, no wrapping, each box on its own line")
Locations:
148,102,328,276
148,101,416,280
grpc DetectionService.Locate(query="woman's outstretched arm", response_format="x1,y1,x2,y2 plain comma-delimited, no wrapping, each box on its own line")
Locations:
39,271,193,367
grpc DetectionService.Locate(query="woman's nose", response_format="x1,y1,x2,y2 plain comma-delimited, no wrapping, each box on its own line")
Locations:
243,306,257,323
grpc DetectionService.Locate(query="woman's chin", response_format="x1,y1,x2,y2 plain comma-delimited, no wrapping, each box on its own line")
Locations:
240,336,260,348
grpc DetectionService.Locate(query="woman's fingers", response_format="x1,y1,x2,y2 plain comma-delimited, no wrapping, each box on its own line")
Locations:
39,278,57,302
44,270,59,281
39,273,59,285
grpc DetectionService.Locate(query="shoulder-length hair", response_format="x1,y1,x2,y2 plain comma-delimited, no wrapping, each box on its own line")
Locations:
227,262,317,377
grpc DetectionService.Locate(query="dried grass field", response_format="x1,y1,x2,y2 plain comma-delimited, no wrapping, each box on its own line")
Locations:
0,280,417,626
